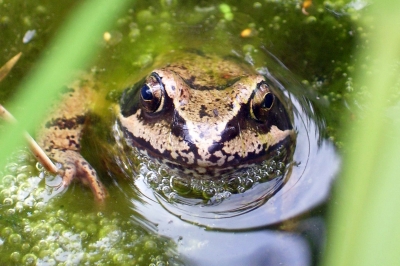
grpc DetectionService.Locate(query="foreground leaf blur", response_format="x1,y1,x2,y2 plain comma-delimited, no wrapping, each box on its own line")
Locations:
324,1,400,265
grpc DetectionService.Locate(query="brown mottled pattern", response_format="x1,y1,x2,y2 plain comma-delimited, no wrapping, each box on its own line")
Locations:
119,53,295,177
35,52,293,200
161,53,253,90
37,77,92,152
36,75,106,202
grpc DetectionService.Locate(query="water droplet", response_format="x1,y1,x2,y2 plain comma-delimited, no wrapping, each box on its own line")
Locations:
146,173,160,188
167,192,177,202
2,175,16,186
18,165,34,174
113,253,126,263
15,202,24,212
214,193,223,202
222,191,231,199
158,168,169,177
80,231,89,240
226,176,241,192
21,243,30,252
237,186,246,193
23,225,32,234
6,208,15,215
10,251,21,262
23,197,35,207
22,253,37,265
8,233,22,245
3,197,13,205
202,187,215,199
242,178,254,189
191,182,203,195
144,240,157,250
267,166,274,175
5,163,18,174
32,224,50,240
162,186,171,196
253,175,262,182
170,176,191,194
161,178,169,186
1,189,11,198
16,173,28,182
147,161,157,170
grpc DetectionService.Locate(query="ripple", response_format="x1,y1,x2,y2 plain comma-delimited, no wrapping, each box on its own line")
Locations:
111,75,339,230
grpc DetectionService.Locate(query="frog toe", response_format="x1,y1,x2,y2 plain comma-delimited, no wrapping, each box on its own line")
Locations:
60,163,76,188
53,150,107,202
76,160,107,202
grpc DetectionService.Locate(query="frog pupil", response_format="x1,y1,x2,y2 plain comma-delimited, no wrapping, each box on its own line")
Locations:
141,84,153,100
262,93,274,109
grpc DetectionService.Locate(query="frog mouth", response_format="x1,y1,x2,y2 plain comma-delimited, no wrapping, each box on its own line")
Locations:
162,137,294,179
120,119,295,179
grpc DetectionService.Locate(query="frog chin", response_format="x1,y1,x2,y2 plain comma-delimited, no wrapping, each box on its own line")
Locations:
134,132,294,179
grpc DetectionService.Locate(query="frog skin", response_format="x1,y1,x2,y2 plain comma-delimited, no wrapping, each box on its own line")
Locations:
37,52,295,202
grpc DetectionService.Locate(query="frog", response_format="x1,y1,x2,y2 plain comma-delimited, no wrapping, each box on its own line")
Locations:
36,51,295,203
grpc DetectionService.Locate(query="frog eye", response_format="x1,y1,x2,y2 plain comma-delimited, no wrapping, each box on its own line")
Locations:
140,73,165,113
250,82,275,121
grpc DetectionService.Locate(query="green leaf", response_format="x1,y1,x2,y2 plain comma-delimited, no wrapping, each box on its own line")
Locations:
0,0,133,167
324,1,400,265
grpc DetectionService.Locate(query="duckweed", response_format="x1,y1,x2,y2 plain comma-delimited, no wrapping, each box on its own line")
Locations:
22,253,37,265
10,251,21,262
219,3,234,21
0,149,178,265
8,233,22,246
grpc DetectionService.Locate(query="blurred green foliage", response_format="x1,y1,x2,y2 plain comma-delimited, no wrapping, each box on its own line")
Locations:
0,0,132,168
324,0,400,265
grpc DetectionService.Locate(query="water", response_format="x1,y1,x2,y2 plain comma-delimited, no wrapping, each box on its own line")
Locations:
0,0,360,265
96,50,340,265
108,54,339,230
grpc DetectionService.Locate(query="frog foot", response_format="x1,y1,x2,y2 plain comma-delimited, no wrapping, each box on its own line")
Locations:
54,150,107,203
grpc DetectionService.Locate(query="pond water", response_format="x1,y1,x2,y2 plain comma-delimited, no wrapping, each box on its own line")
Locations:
0,0,362,265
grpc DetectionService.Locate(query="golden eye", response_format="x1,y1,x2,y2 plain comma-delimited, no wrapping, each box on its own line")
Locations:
140,73,165,113
250,82,275,121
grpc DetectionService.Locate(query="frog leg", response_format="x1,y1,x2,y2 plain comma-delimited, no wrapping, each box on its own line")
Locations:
54,150,106,202
36,74,107,202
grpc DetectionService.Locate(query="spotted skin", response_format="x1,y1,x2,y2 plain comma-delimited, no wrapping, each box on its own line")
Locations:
119,53,294,178
37,76,106,202
37,52,294,201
